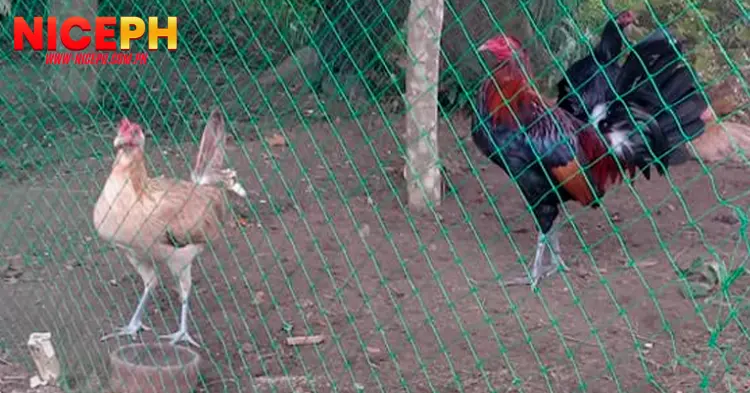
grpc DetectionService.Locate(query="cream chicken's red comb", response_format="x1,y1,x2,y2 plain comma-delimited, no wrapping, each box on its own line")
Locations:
118,117,142,135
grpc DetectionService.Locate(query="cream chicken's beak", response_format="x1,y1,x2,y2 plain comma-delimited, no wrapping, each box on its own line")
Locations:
113,133,126,149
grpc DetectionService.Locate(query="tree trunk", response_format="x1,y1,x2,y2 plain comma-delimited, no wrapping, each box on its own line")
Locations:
50,0,98,103
404,0,444,210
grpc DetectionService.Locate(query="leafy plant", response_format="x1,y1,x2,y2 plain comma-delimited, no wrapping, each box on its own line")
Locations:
538,16,596,94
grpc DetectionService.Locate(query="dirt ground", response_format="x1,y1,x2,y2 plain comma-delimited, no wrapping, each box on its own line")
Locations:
2,105,750,393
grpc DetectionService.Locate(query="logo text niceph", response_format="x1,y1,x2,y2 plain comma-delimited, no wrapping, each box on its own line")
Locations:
13,16,178,51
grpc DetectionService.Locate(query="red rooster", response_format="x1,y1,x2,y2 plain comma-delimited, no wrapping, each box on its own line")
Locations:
473,29,707,288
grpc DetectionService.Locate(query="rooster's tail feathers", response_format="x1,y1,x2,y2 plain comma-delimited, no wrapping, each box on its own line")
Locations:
191,108,247,198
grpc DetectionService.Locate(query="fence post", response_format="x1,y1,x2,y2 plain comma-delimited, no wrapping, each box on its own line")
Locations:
50,0,98,103
404,0,445,211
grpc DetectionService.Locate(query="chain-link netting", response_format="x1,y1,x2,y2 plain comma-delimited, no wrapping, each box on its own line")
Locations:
1,0,749,391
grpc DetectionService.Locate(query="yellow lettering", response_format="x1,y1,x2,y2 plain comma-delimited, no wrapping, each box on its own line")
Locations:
147,17,177,51
119,17,146,50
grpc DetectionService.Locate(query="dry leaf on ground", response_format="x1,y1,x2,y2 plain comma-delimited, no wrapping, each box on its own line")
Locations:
265,133,287,147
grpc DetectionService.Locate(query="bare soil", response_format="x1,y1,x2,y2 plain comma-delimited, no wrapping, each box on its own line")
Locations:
2,107,750,393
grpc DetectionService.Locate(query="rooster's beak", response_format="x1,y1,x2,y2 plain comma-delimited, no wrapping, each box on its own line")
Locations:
477,43,489,52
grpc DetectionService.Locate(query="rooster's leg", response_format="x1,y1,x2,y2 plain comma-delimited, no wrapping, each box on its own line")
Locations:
101,261,155,342
508,232,558,287
160,246,201,347
548,229,569,271
508,205,566,288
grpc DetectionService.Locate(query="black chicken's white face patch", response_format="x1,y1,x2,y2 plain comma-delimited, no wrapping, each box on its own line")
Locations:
607,128,635,158
590,103,607,128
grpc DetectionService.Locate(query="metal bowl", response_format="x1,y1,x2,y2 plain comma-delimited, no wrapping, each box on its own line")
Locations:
109,343,201,393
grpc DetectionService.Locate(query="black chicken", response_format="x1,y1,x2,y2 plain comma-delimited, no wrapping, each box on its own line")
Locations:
557,10,635,124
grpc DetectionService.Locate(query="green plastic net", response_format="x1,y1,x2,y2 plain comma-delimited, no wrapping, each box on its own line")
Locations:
1,0,749,392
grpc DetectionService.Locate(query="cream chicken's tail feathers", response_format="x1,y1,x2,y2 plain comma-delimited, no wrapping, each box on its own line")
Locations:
190,108,247,197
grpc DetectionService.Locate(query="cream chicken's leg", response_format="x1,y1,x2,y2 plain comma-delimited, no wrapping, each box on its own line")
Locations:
159,245,203,347
101,255,155,341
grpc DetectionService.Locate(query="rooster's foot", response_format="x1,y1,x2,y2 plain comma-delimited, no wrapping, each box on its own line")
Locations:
100,322,151,342
552,255,570,272
159,329,200,347
507,263,560,289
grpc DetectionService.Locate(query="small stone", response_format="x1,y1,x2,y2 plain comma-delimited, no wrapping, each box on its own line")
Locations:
358,224,371,239
366,346,386,362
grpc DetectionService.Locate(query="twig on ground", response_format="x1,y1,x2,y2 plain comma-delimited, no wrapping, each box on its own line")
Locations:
562,334,597,347
285,335,325,346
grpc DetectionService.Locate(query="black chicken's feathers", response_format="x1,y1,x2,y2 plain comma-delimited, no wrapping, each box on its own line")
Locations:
556,14,631,122
615,27,681,94
601,26,708,174
595,14,631,61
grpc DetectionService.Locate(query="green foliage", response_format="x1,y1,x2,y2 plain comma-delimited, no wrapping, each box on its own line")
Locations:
10,0,47,21
573,0,748,80
536,16,596,94
240,0,319,50
3,0,745,113
100,0,321,66
573,0,644,29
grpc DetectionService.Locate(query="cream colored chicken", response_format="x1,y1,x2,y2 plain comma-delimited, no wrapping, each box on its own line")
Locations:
93,109,246,346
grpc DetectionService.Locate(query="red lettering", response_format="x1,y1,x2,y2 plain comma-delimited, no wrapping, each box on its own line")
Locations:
13,17,44,50
60,16,91,51
95,17,117,51
47,17,57,50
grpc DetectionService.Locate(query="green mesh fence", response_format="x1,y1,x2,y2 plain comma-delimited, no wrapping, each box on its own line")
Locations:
1,0,750,391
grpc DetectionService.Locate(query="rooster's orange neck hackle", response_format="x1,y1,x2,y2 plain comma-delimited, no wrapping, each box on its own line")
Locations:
480,39,555,128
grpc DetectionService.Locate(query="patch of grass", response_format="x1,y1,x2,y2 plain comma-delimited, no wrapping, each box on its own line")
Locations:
536,16,596,94
574,0,748,82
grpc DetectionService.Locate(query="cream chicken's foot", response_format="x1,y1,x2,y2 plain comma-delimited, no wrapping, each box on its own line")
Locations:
100,285,153,342
158,296,199,347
